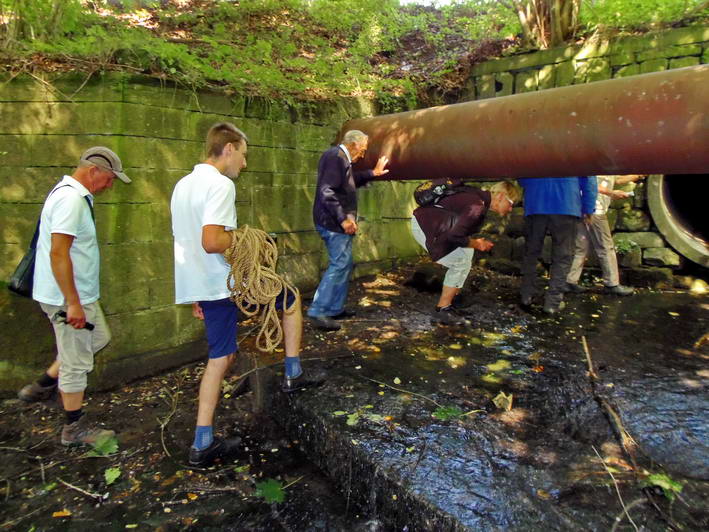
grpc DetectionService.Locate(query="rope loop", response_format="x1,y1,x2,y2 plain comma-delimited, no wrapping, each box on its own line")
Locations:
223,226,299,353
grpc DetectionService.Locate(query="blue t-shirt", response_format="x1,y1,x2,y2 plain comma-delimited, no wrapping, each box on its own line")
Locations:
519,177,598,217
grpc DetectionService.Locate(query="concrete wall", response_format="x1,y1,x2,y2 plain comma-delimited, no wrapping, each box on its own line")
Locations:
462,25,709,282
0,73,422,394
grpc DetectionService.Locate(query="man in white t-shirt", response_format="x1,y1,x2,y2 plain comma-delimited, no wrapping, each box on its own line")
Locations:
171,122,310,467
18,146,131,447
566,175,646,295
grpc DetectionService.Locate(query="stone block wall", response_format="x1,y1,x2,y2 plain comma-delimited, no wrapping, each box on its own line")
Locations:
0,73,421,394
463,26,709,282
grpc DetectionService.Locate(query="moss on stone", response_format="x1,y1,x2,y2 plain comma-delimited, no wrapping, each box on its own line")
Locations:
640,59,668,73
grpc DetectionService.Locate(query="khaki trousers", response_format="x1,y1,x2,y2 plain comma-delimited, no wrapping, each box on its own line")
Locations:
566,214,620,287
40,301,111,393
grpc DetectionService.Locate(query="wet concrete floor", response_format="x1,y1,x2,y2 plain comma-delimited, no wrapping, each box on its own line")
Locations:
1,264,707,530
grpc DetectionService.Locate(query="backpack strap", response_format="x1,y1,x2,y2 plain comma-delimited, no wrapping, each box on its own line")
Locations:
29,184,94,250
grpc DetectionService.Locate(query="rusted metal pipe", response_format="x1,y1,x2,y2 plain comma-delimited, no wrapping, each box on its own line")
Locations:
342,65,709,180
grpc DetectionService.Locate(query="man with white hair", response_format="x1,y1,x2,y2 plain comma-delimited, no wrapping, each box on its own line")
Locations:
18,147,131,446
308,130,389,331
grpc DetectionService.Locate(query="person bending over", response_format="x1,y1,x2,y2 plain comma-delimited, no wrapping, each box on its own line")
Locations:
411,180,520,325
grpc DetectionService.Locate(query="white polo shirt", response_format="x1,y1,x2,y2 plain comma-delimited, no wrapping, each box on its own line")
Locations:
33,176,99,306
171,164,237,304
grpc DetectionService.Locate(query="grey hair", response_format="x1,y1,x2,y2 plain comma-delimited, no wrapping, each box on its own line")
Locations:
342,130,368,146
490,180,522,203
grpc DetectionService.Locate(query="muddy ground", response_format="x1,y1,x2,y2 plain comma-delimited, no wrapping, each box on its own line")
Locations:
1,262,707,531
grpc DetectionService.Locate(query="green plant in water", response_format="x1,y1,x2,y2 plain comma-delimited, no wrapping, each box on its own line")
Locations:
643,472,683,501
255,478,285,503
432,405,465,420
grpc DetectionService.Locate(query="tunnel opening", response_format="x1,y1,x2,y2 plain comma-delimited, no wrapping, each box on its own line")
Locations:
647,175,709,268
663,175,708,243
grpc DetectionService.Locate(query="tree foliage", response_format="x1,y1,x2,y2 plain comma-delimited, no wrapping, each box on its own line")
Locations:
0,1,706,104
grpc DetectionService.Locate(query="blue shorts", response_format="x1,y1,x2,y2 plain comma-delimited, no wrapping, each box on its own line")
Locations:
199,289,296,359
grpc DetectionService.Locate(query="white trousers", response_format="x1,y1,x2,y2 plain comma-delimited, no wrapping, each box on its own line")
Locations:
411,217,475,289
40,301,111,393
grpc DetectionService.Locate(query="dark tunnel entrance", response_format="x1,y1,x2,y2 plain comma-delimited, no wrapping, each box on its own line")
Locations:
647,175,709,268
664,175,708,243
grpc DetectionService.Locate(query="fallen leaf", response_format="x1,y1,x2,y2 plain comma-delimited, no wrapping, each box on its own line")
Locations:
187,493,198,501
487,359,511,372
448,343,463,350
532,365,545,373
393,377,401,385
104,467,121,486
377,391,385,395
668,312,680,317
537,489,551,500
332,411,347,417
53,509,72,518
492,391,514,411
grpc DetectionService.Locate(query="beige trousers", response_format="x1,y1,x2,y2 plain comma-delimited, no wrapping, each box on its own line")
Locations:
566,214,620,287
40,301,111,393
411,216,475,289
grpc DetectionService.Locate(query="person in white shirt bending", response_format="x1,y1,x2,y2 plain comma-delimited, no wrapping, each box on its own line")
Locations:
566,175,646,296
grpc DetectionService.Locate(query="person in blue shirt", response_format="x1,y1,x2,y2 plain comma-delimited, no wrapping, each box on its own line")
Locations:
518,177,597,314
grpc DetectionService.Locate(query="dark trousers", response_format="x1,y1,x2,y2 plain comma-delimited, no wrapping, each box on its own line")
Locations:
521,214,578,308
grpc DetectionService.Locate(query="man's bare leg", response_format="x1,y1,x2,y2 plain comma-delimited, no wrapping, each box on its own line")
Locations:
46,360,60,379
283,297,302,359
61,390,83,411
437,285,460,308
196,354,234,427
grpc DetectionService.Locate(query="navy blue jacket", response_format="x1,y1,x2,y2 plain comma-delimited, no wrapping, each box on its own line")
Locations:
519,177,598,217
313,146,373,233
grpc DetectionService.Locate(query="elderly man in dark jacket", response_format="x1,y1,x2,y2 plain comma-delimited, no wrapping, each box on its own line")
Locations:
308,130,389,330
412,180,520,325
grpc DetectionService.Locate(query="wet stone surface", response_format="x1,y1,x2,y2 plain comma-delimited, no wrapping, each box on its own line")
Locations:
276,266,709,531
1,263,707,530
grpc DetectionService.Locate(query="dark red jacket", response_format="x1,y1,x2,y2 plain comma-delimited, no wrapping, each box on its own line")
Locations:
413,187,491,261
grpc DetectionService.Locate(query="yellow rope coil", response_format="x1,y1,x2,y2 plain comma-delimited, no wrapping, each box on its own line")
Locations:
223,226,299,353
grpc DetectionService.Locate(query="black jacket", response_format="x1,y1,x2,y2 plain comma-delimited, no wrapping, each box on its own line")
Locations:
312,146,373,233
413,187,491,261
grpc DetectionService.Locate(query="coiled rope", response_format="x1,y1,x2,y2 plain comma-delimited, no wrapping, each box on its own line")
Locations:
223,226,299,353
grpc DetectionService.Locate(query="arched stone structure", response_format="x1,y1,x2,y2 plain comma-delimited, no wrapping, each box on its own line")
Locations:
647,175,709,267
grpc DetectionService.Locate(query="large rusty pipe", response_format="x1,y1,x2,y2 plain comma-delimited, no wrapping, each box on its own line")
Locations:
342,65,709,180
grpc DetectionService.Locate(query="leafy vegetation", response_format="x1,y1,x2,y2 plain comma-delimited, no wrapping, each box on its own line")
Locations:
643,472,683,501
0,1,706,105
255,477,285,503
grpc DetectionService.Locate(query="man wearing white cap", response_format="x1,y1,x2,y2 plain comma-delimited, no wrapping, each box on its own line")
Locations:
18,147,131,446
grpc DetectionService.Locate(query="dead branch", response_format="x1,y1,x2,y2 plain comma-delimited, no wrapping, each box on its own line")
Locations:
592,445,639,532
581,336,638,468
157,386,181,459
282,475,304,490
358,375,444,408
0,504,49,529
58,478,103,502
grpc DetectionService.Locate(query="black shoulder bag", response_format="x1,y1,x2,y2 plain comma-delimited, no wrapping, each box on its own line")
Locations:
7,185,92,298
